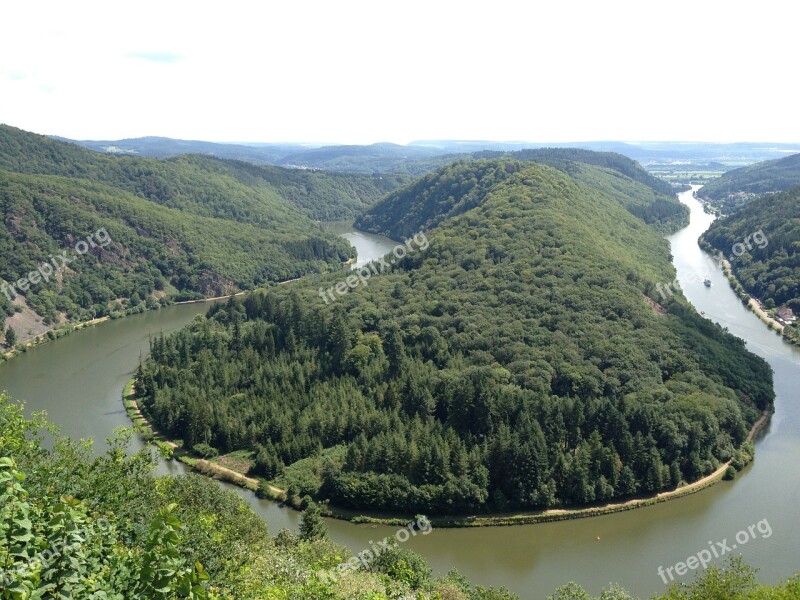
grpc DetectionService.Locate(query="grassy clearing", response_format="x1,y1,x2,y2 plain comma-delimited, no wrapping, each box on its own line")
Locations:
122,379,258,491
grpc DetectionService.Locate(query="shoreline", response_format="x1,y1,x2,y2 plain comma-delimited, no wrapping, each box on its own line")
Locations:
0,273,309,362
173,291,247,305
2,235,360,361
433,409,769,528
718,258,799,348
1,316,110,361
124,369,772,528
122,379,276,496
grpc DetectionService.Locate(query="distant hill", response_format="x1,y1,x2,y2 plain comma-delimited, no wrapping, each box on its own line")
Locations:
275,142,453,175
0,125,386,334
54,134,800,179
473,148,675,196
136,158,771,515
697,153,800,211
57,135,458,176
418,140,800,165
6,126,403,222
701,186,800,318
356,152,687,239
50,135,305,164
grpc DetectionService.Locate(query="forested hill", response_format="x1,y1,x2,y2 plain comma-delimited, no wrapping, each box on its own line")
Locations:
276,142,454,175
0,124,393,336
1,125,402,221
698,152,800,211
0,170,351,328
137,160,772,516
183,156,406,221
701,186,800,313
355,157,686,240
474,147,675,196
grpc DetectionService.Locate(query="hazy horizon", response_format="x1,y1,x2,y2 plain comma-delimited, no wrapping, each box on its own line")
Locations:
25,128,800,149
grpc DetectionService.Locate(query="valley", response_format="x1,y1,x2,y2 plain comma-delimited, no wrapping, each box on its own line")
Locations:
3,190,799,598
3,4,800,596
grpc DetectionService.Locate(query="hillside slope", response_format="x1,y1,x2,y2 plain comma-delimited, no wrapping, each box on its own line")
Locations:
698,153,800,211
355,157,686,239
136,161,772,515
1,124,402,221
701,186,800,335
0,170,350,328
0,125,374,338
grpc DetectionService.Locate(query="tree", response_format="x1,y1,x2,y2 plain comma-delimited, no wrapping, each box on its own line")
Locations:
299,500,327,541
547,582,591,600
326,309,352,374
384,324,406,377
4,326,16,347
370,546,432,589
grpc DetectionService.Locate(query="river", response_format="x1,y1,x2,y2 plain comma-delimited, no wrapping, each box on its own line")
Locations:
1,208,799,599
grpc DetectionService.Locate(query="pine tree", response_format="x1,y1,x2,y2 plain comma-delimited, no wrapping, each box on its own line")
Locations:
384,324,406,377
299,501,327,541
4,326,16,347
326,309,352,373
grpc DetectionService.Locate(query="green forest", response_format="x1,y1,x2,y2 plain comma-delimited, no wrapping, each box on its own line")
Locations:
135,160,772,515
355,157,686,240
701,186,800,338
472,148,676,197
698,153,800,211
0,125,401,222
0,125,406,333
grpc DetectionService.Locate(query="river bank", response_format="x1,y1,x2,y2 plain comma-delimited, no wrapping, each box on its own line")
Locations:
430,410,769,528
717,258,799,348
1,315,110,362
2,279,306,363
122,379,267,493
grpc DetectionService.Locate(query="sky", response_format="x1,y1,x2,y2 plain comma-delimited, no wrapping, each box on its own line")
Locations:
2,0,799,145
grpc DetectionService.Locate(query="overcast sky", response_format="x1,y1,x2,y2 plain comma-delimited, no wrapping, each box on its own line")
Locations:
2,0,798,145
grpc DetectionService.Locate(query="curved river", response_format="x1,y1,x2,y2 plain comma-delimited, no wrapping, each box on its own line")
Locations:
1,205,799,599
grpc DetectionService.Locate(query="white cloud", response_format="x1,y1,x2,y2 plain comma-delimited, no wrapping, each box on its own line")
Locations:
1,0,798,143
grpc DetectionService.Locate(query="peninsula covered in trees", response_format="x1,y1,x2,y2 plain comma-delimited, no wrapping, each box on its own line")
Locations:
135,158,773,516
